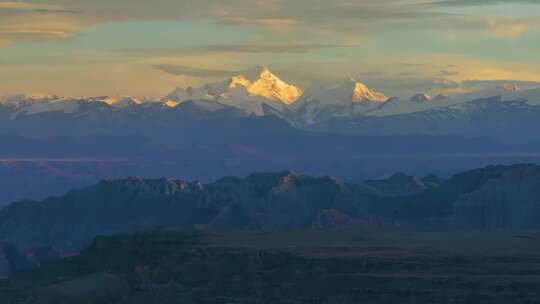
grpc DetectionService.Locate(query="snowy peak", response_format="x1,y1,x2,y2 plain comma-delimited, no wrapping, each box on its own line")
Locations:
225,66,303,105
165,86,193,101
164,86,212,103
409,93,432,103
228,76,253,91
0,94,55,109
12,97,84,116
164,100,180,108
163,66,303,111
302,79,389,105
293,79,391,124
499,84,521,92
352,82,388,103
335,78,388,103
160,66,299,116
242,65,272,82
103,97,143,108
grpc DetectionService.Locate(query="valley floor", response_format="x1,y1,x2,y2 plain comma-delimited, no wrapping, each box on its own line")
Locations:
2,228,540,304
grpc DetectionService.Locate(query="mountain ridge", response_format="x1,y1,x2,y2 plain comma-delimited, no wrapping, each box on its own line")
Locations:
4,73,540,127
3,164,540,251
2,68,540,142
3,67,540,125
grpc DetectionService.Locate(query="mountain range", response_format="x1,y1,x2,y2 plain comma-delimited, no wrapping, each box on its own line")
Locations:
2,164,540,251
2,67,540,207
2,66,540,133
2,164,540,303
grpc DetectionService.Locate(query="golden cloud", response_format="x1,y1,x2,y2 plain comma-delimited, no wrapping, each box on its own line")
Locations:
488,21,529,38
0,1,86,43
0,38,12,46
0,1,79,13
0,0,451,46
0,10,84,42
3,0,535,47
0,2,39,10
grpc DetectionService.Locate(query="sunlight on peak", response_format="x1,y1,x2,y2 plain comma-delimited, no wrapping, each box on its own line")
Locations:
164,100,180,107
341,78,388,103
230,66,303,104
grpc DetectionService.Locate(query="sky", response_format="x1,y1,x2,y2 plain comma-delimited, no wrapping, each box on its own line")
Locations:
1,0,540,99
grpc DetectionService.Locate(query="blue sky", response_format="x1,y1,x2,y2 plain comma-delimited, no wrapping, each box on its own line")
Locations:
0,0,539,98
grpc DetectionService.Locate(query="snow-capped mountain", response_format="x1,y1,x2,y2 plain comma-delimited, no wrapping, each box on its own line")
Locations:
223,66,302,104
349,80,389,104
163,86,213,105
102,97,144,108
3,68,540,133
300,78,388,106
162,66,302,115
409,93,432,103
16,98,83,116
0,94,56,110
0,95,88,118
363,93,451,117
0,94,154,119
360,84,540,118
214,86,285,116
292,78,390,124
312,94,540,142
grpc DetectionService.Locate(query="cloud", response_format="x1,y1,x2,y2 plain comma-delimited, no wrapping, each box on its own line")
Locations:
0,2,39,10
32,8,80,14
488,21,529,38
0,61,187,97
0,1,79,13
438,70,459,77
1,0,540,97
114,41,349,57
201,42,345,54
355,75,462,98
212,0,452,40
1,0,538,47
424,0,540,7
432,79,540,95
0,38,11,46
400,62,429,67
0,0,454,46
0,2,84,42
462,79,540,89
2,0,533,48
0,15,82,41
153,64,238,77
358,71,389,78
